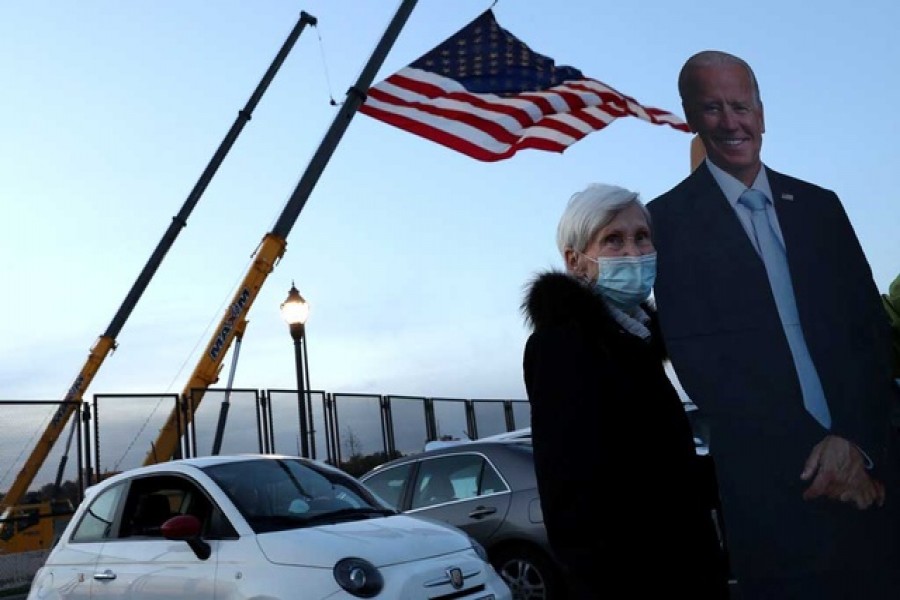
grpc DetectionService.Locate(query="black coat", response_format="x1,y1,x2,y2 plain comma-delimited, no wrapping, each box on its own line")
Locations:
522,271,728,598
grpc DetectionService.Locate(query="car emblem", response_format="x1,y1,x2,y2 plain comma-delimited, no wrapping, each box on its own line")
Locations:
447,567,464,589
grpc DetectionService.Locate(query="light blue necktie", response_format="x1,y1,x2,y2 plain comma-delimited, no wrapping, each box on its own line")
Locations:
738,189,832,428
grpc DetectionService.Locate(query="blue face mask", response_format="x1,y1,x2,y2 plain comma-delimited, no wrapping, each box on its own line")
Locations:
587,252,657,310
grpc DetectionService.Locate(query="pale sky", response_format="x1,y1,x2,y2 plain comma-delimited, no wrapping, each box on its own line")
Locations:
3,1,899,485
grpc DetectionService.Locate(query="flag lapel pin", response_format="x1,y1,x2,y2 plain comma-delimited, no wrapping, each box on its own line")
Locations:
781,192,794,201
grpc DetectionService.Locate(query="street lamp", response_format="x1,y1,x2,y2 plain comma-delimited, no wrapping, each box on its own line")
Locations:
280,282,310,458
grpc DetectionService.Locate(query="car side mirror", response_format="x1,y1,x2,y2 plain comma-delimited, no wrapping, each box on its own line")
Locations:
161,514,211,560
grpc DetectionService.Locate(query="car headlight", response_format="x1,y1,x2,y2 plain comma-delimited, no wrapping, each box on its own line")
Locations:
333,557,384,598
468,536,489,562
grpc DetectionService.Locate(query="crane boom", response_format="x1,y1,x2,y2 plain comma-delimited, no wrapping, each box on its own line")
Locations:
144,0,419,465
0,10,317,514
1,336,117,510
144,233,285,465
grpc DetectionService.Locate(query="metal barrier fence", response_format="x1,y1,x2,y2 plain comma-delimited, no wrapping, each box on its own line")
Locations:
0,400,86,503
1,391,530,504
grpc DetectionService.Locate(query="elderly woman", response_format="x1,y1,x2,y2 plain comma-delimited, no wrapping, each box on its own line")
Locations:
522,183,729,598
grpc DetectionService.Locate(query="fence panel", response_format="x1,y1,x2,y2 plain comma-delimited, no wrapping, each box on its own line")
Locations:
266,390,328,460
331,394,385,469
384,396,429,456
190,388,262,457
0,401,82,498
471,400,510,439
511,400,531,431
93,394,179,476
432,398,470,442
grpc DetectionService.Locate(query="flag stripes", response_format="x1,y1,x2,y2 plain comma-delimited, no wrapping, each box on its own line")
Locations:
362,66,690,162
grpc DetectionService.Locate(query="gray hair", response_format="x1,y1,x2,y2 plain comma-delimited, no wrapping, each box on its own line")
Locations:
678,50,761,107
556,183,648,257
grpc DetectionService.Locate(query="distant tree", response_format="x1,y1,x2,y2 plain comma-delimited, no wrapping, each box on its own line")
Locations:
342,427,363,459
334,424,404,477
340,450,402,478
59,480,80,503
38,485,51,502
7,479,83,507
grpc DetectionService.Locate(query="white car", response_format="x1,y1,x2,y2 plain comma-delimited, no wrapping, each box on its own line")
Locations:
27,454,511,600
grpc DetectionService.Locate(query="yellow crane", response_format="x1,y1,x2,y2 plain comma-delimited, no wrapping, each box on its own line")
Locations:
144,0,419,465
0,10,318,553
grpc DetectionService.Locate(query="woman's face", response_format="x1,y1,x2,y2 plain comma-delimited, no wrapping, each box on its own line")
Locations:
566,203,654,282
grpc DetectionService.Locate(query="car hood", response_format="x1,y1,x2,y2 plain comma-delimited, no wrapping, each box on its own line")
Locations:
256,514,471,567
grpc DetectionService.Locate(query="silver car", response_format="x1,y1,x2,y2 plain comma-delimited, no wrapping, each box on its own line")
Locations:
361,438,565,600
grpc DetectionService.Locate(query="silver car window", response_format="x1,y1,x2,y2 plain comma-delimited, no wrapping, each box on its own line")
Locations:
362,463,412,509
411,454,508,509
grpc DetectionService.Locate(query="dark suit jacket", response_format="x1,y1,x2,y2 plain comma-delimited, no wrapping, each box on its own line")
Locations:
648,163,900,585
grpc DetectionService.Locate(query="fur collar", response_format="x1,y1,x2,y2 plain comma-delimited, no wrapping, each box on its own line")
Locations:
523,271,613,331
522,270,667,358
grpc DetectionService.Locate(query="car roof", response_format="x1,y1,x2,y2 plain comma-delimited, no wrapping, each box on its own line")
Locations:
423,427,531,451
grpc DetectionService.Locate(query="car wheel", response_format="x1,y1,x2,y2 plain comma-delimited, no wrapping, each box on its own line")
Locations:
491,545,564,600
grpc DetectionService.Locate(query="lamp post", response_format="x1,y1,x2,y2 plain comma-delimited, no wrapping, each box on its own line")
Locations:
280,282,310,458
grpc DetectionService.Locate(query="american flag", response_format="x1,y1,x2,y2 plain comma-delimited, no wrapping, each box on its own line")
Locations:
359,10,690,162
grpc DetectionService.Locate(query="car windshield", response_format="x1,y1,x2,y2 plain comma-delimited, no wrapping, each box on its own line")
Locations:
204,458,396,533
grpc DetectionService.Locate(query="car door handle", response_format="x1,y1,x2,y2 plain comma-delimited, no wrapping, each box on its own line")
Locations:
468,506,497,519
94,569,117,581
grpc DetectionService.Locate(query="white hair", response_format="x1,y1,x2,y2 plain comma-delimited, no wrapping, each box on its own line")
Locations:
555,183,648,257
